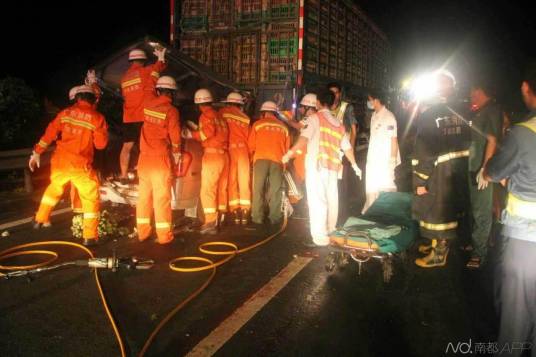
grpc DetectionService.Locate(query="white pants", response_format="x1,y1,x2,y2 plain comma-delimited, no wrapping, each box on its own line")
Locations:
306,168,339,246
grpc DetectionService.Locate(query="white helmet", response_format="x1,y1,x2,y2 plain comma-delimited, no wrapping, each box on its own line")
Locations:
260,101,278,112
128,49,147,61
68,86,80,101
156,76,177,90
224,92,244,105
435,69,456,87
300,93,317,108
76,85,94,95
194,89,213,104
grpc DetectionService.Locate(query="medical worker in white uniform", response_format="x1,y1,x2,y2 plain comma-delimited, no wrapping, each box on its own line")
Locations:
363,91,400,213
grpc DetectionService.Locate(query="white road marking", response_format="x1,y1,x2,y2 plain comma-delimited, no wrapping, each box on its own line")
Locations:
186,256,313,357
0,207,72,231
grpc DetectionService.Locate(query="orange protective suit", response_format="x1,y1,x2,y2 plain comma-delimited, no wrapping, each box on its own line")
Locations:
293,149,306,184
193,106,229,224
248,113,290,164
70,82,101,214
121,61,166,123
34,100,108,239
220,105,251,211
136,95,181,244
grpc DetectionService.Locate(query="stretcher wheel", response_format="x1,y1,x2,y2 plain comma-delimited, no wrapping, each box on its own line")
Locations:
325,252,338,272
382,258,394,283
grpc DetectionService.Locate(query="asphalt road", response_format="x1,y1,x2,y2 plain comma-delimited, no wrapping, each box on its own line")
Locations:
0,200,498,357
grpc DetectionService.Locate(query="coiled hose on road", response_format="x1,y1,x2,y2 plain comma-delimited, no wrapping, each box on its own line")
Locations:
0,215,288,357
0,241,127,356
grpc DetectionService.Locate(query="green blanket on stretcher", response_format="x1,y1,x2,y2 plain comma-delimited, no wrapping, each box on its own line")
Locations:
331,192,418,254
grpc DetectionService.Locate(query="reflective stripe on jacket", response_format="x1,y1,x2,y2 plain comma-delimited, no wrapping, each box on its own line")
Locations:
317,111,344,172
34,101,108,168
121,61,166,123
140,95,181,155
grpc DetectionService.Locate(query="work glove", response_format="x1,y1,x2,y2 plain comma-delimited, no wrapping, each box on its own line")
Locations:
476,167,489,190
172,152,181,165
281,150,293,164
154,47,167,63
28,151,40,172
186,120,199,130
181,128,193,139
352,163,362,179
85,69,97,86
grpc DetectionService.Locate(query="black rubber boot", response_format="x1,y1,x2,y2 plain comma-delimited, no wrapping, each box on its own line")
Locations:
415,239,450,268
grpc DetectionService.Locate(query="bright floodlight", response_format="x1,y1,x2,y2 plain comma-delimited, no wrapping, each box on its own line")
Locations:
410,73,438,101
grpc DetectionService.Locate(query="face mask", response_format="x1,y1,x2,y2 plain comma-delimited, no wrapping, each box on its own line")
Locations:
367,100,374,110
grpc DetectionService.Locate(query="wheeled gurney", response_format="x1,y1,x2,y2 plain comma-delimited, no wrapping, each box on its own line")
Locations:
326,192,418,282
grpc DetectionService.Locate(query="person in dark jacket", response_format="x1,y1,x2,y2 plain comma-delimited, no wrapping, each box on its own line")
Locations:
412,70,471,268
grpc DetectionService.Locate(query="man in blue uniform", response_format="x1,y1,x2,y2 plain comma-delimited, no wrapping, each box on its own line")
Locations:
485,65,536,356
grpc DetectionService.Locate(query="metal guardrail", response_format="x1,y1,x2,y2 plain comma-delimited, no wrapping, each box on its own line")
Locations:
0,147,52,193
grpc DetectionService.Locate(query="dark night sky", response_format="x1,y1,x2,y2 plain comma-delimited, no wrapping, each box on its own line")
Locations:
1,0,535,109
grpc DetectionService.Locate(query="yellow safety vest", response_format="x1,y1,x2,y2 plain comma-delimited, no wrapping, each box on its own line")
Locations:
505,117,536,219
332,101,349,124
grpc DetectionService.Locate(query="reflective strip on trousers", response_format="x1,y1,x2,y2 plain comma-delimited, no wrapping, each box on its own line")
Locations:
506,193,536,220
137,217,151,224
239,199,251,206
41,195,59,206
420,221,458,231
435,150,469,165
204,208,217,214
413,171,429,180
83,212,99,219
155,222,171,229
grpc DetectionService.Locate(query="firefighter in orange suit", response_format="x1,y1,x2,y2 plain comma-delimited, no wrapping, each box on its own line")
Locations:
136,76,181,244
118,47,167,184
220,92,251,224
69,70,103,214
184,88,229,235
248,101,291,226
29,85,108,246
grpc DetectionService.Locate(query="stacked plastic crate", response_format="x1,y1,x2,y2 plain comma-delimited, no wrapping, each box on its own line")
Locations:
177,0,390,90
180,0,208,66
303,0,319,75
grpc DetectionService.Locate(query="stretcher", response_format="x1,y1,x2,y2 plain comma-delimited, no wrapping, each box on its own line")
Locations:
326,192,418,282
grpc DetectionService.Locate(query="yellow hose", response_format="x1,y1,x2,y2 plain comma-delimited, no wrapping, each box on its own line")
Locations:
0,214,288,357
139,215,288,356
0,241,126,357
